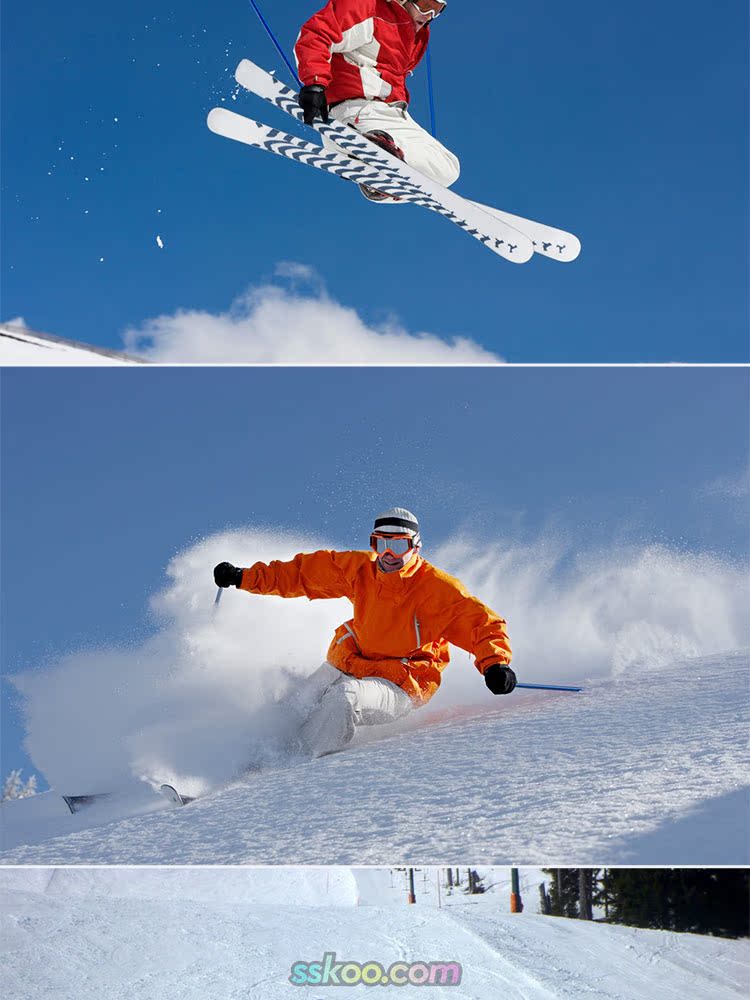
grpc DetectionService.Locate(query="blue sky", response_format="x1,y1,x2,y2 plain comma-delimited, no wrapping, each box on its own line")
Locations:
3,1,748,361
2,365,748,781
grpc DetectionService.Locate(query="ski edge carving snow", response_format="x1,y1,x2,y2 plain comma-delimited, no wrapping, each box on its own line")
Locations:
62,793,111,814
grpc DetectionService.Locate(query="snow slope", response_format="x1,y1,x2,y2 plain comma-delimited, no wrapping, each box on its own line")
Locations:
2,651,747,864
0,324,143,365
1,868,748,1000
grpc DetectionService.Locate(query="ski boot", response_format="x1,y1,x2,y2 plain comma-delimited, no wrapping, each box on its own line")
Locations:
359,131,406,203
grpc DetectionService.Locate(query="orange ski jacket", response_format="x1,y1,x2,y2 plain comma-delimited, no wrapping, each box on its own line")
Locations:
239,550,511,705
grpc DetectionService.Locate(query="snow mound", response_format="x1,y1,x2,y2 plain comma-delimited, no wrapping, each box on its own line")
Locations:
0,323,142,365
0,866,358,906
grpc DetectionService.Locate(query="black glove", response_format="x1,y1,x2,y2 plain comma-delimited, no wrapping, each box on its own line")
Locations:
484,663,517,695
299,84,329,125
214,562,243,588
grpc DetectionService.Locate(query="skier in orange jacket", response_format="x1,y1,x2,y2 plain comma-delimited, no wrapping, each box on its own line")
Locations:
214,507,514,756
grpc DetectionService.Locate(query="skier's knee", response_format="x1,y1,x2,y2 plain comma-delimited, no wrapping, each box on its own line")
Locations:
324,681,357,719
411,145,460,187
437,150,460,187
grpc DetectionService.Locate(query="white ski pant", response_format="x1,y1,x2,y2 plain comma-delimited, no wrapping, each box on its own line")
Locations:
327,99,460,188
298,661,414,757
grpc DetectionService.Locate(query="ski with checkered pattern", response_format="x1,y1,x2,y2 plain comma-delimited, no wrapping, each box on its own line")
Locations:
228,59,536,264
207,108,580,262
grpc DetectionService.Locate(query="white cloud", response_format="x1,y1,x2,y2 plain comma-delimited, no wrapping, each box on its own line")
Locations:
122,266,501,364
3,316,27,328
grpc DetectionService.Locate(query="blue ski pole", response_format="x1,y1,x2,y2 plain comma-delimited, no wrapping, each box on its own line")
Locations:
214,587,223,610
246,0,301,86
516,682,582,692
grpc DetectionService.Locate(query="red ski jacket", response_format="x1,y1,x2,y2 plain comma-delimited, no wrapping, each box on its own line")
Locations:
294,0,430,106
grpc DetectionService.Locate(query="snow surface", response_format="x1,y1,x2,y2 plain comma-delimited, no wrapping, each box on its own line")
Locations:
0,324,142,365
2,650,747,864
1,867,748,999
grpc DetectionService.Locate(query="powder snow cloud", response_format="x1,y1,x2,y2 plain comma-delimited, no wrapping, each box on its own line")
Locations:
123,264,501,364
10,526,748,794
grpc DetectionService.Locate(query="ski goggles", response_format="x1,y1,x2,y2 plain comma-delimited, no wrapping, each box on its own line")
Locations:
370,533,418,557
409,0,447,20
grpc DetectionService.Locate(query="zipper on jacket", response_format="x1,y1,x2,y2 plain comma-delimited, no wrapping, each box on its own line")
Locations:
414,613,421,646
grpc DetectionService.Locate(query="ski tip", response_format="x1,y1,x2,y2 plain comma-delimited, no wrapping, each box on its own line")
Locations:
159,783,184,806
515,246,535,264
567,237,582,262
206,107,225,132
160,783,196,807
234,58,284,99
555,236,582,263
235,58,261,86
535,234,582,263
503,240,534,264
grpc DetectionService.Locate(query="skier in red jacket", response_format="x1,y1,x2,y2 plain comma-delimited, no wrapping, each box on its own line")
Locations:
294,0,459,201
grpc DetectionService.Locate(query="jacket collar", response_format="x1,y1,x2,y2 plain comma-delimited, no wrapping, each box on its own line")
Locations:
370,550,424,582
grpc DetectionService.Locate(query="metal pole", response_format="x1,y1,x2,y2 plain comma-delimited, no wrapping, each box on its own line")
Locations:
246,0,301,85
511,867,523,912
517,682,583,692
425,44,437,137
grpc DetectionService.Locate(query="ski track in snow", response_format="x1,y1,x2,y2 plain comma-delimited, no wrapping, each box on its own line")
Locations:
1,872,749,1000
1,652,747,864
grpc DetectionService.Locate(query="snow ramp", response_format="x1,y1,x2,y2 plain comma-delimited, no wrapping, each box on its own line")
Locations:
0,323,144,365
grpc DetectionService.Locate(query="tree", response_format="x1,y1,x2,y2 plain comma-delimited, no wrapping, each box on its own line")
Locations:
541,869,601,918
604,869,749,939
2,769,38,801
543,869,582,917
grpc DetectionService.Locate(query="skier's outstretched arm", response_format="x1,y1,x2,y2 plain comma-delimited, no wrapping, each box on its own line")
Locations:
442,596,517,695
214,550,356,601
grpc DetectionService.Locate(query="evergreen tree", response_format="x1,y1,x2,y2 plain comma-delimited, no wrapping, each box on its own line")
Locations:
543,869,581,917
605,869,749,938
1,769,38,801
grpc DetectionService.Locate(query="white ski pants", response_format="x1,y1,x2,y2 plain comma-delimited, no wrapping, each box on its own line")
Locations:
298,661,414,757
328,99,461,188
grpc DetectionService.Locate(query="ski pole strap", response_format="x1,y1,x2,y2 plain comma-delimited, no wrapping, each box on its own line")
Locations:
425,44,437,137
516,682,582,692
246,0,301,86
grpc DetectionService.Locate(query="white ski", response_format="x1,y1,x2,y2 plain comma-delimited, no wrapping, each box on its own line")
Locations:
159,784,195,807
230,58,536,264
207,108,579,262
469,201,580,263
207,108,414,198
